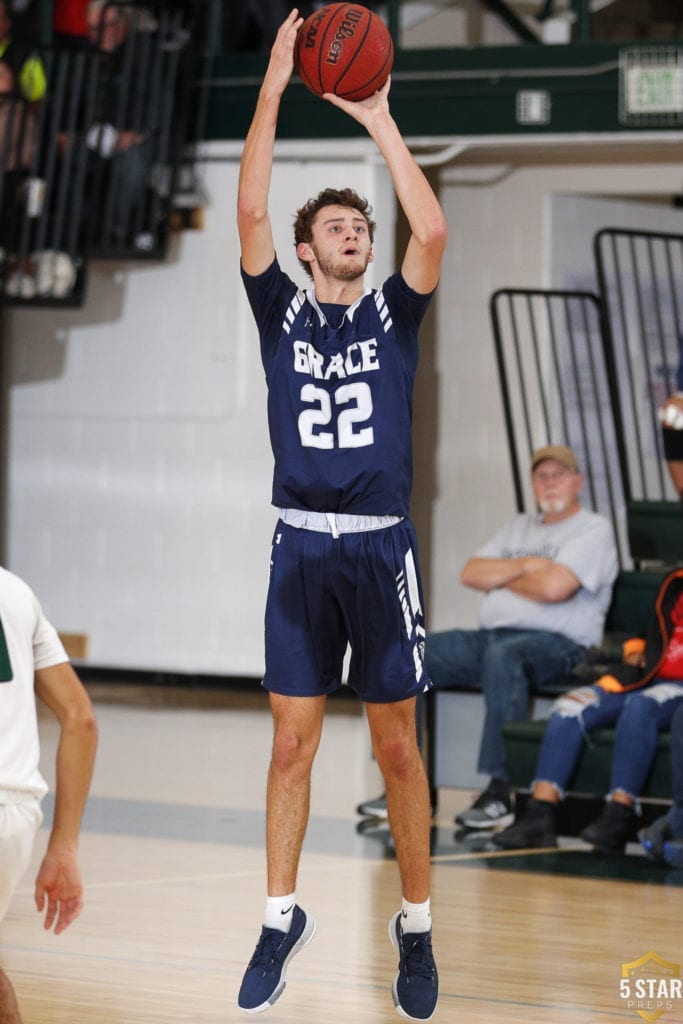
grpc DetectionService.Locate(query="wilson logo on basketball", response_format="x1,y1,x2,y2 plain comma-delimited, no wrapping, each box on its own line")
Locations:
325,8,363,65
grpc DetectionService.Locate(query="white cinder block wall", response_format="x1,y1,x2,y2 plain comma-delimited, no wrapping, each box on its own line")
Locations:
4,150,396,674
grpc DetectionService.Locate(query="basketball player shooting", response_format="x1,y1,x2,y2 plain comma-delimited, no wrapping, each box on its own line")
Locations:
236,9,447,1020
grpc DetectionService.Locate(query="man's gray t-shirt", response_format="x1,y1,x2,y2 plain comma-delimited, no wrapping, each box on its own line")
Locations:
475,509,618,648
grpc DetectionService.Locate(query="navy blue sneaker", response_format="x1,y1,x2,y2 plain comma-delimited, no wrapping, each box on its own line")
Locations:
238,906,315,1014
662,838,683,869
639,818,683,868
389,911,439,1021
639,815,671,862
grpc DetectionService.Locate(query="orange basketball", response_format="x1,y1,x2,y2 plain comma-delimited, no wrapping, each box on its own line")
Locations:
295,4,394,102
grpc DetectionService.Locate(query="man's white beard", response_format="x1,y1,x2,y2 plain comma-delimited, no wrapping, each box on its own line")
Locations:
539,497,568,515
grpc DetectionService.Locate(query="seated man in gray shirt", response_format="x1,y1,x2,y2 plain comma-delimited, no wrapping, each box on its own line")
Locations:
358,445,619,829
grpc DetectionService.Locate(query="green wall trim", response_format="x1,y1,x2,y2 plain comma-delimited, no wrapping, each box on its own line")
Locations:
204,41,683,141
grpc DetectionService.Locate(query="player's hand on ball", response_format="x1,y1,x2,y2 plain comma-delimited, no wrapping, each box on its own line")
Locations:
323,75,391,121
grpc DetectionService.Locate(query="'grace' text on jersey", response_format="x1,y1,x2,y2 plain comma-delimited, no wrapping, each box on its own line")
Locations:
293,338,380,380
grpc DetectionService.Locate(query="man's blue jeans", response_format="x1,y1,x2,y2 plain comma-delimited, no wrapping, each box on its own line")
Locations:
534,680,683,799
424,627,585,779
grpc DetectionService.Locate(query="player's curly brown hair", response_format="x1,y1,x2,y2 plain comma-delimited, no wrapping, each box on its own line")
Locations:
293,188,376,278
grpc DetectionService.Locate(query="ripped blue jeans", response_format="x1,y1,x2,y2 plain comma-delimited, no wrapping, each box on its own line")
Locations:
533,680,683,800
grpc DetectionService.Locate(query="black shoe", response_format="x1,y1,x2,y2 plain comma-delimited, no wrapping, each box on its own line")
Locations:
639,815,672,863
455,780,513,830
580,801,639,854
492,798,558,849
356,793,388,818
357,792,437,820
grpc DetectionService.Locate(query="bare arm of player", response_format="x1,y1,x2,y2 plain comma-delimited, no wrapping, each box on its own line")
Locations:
323,78,448,295
460,555,553,592
237,9,304,276
33,662,98,934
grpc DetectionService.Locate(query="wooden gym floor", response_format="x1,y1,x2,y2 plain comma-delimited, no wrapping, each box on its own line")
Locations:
3,683,681,1024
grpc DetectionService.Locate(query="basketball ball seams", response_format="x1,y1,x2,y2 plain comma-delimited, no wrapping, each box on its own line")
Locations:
337,30,394,99
297,56,319,97
316,9,340,97
330,13,371,94
337,44,394,101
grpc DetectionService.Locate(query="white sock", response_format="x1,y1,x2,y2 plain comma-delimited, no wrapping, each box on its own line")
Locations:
264,893,296,932
401,897,431,935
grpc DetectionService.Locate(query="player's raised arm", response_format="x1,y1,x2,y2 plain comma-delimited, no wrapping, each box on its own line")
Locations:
237,10,303,276
324,79,448,295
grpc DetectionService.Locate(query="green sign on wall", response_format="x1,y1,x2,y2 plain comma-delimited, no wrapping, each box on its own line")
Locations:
620,48,683,124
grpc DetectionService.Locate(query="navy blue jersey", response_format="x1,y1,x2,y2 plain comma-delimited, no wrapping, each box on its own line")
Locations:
241,258,432,515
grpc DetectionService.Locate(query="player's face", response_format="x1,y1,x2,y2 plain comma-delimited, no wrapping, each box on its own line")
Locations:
306,205,373,281
532,459,582,518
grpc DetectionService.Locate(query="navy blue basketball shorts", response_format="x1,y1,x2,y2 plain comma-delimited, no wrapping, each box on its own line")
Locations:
663,424,683,461
262,518,431,703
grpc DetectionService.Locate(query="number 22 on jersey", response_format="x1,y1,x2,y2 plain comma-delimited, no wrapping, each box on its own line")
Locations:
298,381,374,449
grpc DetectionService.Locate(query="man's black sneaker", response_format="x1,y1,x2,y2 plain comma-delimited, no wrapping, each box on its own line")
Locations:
639,814,683,867
639,814,672,863
455,780,513,830
356,793,389,818
492,798,558,849
357,793,437,819
662,838,683,868
580,801,639,854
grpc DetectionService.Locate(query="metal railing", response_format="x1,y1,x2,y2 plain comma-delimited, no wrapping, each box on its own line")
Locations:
0,0,203,306
594,227,683,503
490,286,629,566
0,46,96,304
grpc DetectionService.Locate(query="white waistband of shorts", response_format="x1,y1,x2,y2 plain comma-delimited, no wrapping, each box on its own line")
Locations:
0,788,42,805
279,508,403,538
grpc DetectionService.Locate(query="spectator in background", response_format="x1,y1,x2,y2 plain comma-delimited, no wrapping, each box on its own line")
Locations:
0,56,35,170
0,0,46,102
658,337,683,500
494,567,683,853
0,565,97,1024
85,0,128,51
640,701,683,868
83,0,154,247
0,58,38,264
1,57,78,301
358,445,619,830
